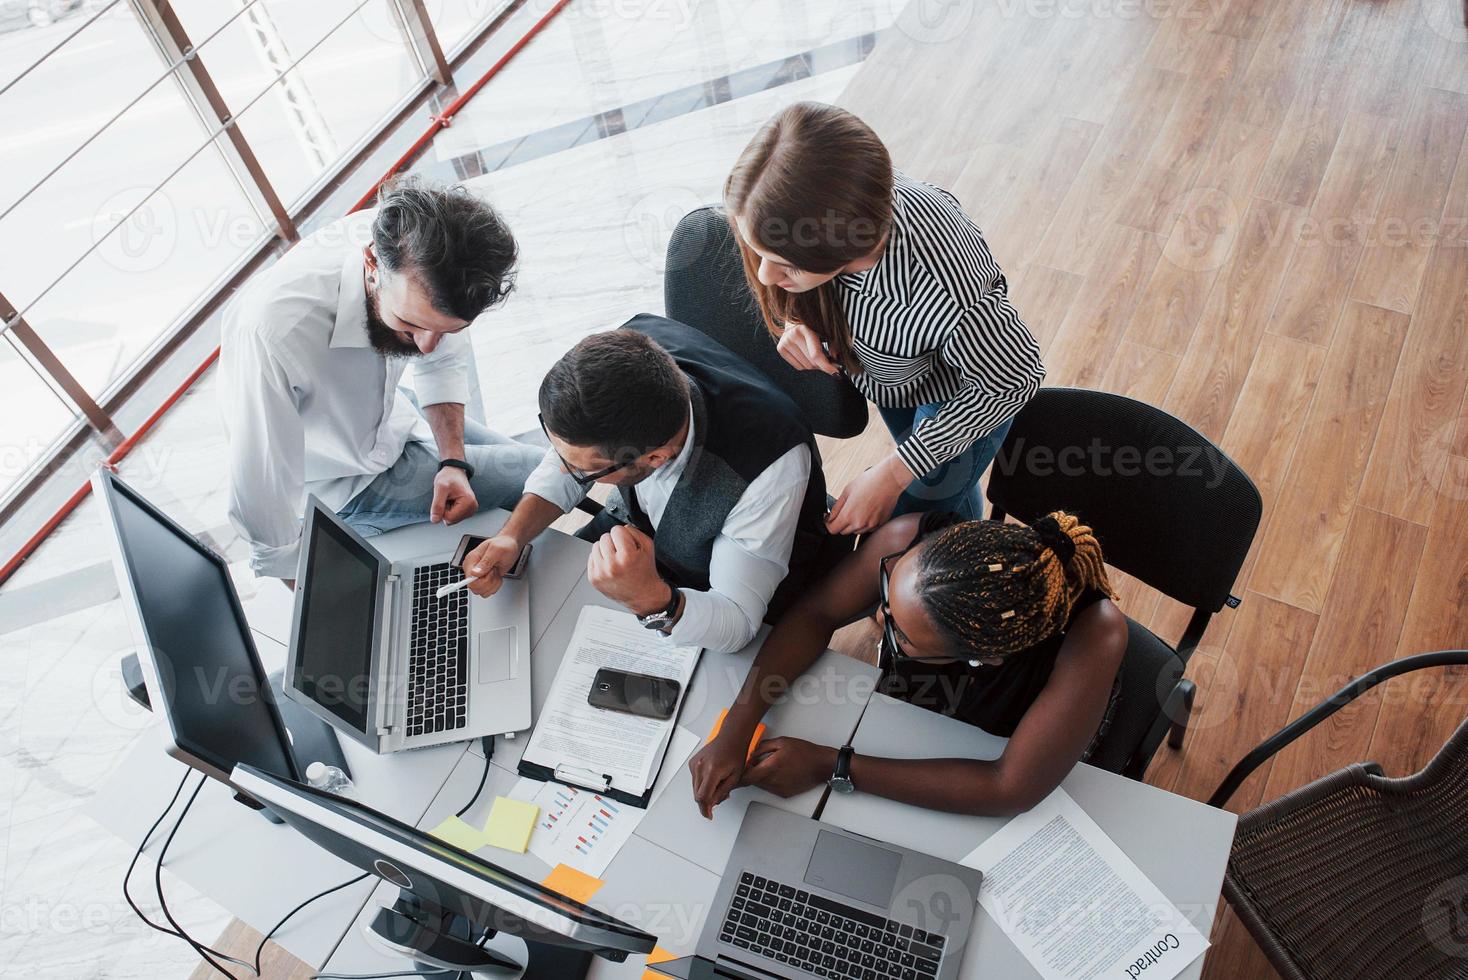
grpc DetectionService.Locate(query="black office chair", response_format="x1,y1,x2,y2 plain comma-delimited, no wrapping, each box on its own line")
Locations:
663,206,869,440
986,387,1263,779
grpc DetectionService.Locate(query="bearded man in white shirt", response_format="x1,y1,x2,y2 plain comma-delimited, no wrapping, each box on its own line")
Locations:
221,177,542,584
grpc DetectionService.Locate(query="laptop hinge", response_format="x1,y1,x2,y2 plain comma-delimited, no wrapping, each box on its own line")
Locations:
375,573,402,736
714,955,781,980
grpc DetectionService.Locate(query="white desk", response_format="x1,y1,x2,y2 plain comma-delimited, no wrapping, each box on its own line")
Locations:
318,750,725,978
91,509,1237,980
820,693,1238,979
480,531,883,876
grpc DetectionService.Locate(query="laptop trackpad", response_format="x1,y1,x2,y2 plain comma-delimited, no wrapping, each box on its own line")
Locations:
476,626,516,684
803,830,901,908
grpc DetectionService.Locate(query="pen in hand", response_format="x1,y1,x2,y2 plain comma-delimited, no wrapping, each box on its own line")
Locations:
435,576,480,599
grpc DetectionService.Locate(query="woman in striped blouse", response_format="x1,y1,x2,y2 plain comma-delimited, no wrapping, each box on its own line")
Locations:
725,102,1044,534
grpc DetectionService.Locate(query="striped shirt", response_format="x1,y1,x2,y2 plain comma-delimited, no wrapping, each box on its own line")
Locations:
834,172,1044,478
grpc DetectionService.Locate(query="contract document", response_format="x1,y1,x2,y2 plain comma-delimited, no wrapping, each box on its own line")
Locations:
519,605,700,802
961,788,1209,980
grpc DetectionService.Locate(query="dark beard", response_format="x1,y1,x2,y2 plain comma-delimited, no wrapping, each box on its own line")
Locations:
364,288,421,359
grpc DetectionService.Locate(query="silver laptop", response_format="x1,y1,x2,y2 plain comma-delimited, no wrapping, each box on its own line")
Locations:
653,802,981,980
283,496,531,753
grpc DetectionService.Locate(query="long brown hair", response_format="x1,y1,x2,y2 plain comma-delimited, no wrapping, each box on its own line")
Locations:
724,102,894,374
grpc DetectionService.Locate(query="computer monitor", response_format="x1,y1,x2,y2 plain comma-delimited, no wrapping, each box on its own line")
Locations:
231,763,658,979
93,469,340,791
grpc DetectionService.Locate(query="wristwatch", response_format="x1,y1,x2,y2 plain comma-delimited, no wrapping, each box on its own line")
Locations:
829,745,856,795
437,457,475,480
637,581,681,632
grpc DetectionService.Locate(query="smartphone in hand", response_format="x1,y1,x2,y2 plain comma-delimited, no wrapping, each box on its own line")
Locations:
451,535,531,579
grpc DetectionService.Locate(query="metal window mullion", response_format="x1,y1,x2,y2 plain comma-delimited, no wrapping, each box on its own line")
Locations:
0,291,122,449
390,0,452,86
11,0,378,329
130,0,298,244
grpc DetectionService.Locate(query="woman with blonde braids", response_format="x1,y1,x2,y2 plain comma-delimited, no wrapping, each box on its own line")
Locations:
688,511,1127,817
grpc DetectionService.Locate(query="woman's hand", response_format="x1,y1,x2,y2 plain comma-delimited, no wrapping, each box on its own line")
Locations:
826,456,910,535
739,737,838,798
689,731,753,819
775,322,839,375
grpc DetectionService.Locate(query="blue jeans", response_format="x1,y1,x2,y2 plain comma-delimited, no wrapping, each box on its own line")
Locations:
336,415,543,537
877,403,1013,522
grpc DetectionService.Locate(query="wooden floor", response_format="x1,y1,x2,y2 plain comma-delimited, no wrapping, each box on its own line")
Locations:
188,1,1468,977
822,0,1468,976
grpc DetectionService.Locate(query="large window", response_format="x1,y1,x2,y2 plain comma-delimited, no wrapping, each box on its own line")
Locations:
0,0,503,505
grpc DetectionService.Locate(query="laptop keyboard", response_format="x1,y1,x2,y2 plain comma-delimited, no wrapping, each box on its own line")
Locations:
720,871,946,979
406,562,469,737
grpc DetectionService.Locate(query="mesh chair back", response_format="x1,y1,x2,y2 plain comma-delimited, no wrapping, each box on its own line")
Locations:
987,388,1261,613
663,206,869,439
1224,718,1468,980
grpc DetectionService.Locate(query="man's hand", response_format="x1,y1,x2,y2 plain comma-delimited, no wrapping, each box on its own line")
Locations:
689,731,753,819
739,737,838,798
826,456,909,535
430,466,478,525
587,525,669,616
464,533,521,598
775,322,839,375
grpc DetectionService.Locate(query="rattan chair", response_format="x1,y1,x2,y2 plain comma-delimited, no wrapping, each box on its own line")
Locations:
1210,650,1468,980
985,387,1263,778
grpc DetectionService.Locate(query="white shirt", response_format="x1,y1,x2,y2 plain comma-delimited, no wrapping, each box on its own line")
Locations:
220,212,473,578
524,406,813,654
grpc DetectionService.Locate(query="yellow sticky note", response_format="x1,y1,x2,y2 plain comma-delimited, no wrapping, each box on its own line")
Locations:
428,815,488,852
642,945,678,979
709,709,766,761
542,863,603,904
481,796,539,853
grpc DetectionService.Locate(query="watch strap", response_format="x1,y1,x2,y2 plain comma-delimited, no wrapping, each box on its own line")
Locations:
833,744,855,781
437,457,475,481
639,580,681,628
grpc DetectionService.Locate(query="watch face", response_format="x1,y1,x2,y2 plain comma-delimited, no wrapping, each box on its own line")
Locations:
641,615,673,630
829,776,855,795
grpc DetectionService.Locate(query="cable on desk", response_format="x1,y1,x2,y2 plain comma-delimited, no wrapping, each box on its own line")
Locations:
123,769,257,974
254,871,371,975
154,775,245,979
311,969,460,979
454,736,496,818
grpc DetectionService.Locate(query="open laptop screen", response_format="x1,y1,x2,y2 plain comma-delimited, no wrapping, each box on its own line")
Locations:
293,510,379,735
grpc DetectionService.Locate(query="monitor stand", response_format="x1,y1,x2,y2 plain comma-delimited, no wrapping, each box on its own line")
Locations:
367,892,595,980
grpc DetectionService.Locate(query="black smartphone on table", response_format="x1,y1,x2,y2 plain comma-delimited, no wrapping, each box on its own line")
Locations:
587,668,681,720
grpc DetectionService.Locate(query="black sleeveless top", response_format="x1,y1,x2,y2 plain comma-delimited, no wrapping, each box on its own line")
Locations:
878,512,1110,738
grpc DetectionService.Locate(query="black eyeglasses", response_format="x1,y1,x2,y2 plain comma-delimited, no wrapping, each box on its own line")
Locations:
877,548,971,670
538,413,633,488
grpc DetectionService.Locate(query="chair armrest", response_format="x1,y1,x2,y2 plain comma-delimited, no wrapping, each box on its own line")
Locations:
1208,649,1468,808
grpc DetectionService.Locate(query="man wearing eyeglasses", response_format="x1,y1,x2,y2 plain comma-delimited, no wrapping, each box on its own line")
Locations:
462,314,833,654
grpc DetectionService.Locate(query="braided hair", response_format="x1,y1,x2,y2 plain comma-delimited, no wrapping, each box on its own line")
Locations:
915,512,1116,659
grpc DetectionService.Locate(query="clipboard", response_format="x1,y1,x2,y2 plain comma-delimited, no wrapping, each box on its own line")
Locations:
516,657,700,809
